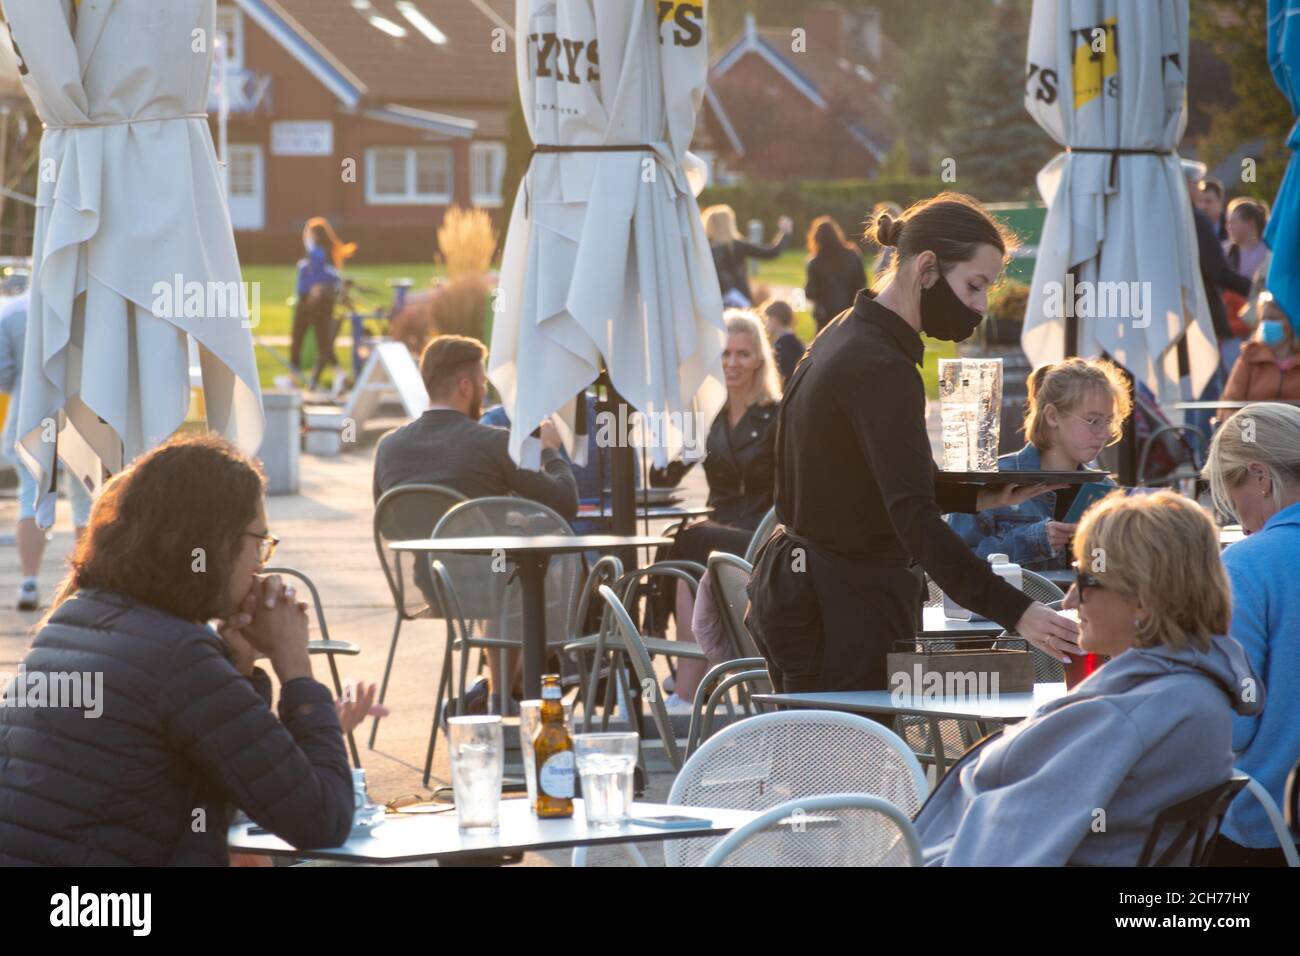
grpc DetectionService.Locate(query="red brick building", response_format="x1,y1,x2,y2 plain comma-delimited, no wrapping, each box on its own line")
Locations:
215,0,515,262
706,6,899,182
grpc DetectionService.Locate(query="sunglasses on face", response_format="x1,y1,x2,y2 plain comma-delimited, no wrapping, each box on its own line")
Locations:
1072,561,1107,603
243,531,280,565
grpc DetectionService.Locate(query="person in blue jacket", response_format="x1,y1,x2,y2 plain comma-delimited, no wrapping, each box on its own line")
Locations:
291,217,355,389
946,357,1131,570
1204,402,1300,866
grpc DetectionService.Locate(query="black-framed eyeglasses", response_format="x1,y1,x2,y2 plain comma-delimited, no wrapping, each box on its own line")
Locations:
243,531,280,565
1072,561,1106,603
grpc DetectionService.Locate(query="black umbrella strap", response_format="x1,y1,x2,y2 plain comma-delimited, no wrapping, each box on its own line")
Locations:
524,143,655,218
1065,146,1173,189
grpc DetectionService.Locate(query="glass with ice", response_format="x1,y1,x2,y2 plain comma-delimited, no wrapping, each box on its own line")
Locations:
448,715,504,832
939,358,1003,472
519,698,574,812
574,732,639,829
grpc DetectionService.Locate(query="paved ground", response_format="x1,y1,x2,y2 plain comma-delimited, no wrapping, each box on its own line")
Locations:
0,394,943,867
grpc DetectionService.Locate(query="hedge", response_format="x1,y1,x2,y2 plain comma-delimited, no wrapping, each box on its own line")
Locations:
697,178,944,246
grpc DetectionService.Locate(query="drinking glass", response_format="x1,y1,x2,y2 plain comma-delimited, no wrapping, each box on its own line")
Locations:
448,715,504,832
939,358,1003,472
518,699,574,812
574,732,639,829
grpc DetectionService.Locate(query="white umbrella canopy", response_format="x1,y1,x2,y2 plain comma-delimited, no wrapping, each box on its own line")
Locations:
4,0,262,521
490,0,725,471
1023,0,1216,409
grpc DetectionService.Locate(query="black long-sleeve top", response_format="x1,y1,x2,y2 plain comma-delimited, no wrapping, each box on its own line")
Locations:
711,230,790,305
1194,208,1252,340
773,291,1032,632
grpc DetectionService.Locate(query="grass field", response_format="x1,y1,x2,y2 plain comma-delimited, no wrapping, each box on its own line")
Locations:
245,252,951,397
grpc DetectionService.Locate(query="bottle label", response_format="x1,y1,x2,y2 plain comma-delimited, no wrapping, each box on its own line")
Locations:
539,751,575,798
542,684,561,700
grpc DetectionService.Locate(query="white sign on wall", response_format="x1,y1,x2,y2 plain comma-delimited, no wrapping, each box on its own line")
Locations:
271,121,334,157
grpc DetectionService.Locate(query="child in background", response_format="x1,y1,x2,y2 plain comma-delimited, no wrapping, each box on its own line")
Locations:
946,358,1131,571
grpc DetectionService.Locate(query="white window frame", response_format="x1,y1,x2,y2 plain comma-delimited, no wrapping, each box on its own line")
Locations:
365,146,453,206
226,144,265,231
215,4,245,71
470,141,507,208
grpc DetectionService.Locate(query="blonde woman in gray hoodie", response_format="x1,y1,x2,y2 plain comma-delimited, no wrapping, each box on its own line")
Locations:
914,490,1261,866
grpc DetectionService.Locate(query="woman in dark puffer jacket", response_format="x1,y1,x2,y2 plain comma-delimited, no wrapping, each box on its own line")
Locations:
0,435,376,866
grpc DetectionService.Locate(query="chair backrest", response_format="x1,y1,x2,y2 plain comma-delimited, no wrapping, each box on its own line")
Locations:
571,554,624,641
707,552,761,659
263,566,332,643
1020,569,1065,606
1137,775,1249,867
700,793,922,867
1233,771,1300,867
742,507,779,565
373,484,467,619
1288,759,1300,836
664,709,929,867
434,497,581,642
598,584,683,771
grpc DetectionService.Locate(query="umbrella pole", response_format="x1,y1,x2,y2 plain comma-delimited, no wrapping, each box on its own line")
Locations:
600,370,638,571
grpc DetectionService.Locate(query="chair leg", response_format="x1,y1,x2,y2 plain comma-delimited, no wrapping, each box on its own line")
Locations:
325,652,362,768
369,614,404,749
425,629,457,787
599,652,619,731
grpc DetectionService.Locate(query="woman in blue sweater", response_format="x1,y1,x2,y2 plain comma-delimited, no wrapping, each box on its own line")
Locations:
947,357,1131,570
291,217,356,389
1204,402,1300,866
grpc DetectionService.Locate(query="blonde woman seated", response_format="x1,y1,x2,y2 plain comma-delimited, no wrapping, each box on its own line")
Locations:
914,491,1261,866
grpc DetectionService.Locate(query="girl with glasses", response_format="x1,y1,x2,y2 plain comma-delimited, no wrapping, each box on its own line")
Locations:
946,357,1132,570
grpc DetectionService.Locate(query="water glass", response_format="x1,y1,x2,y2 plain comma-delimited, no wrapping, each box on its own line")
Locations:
518,699,574,812
939,358,1003,472
574,732,639,829
448,715,504,832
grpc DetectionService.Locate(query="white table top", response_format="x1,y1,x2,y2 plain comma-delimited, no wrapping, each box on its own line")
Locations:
228,799,755,864
752,682,1068,723
920,606,1006,636
389,534,670,554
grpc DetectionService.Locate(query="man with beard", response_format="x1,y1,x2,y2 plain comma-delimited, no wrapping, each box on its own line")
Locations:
746,194,1080,695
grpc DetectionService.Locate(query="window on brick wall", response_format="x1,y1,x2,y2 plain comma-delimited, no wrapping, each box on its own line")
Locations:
365,146,453,205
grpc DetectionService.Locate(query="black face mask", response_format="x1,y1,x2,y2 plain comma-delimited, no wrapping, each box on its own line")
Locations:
920,272,984,342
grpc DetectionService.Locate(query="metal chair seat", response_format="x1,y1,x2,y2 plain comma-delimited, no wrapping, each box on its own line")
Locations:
306,640,361,656
564,632,708,660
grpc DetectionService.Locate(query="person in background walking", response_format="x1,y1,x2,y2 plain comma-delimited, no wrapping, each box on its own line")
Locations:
291,217,356,390
804,215,867,333
1197,176,1228,242
0,291,92,611
1202,404,1300,866
703,205,792,309
761,299,805,384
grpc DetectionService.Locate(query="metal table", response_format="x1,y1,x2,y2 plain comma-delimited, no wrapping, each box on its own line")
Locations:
1170,400,1300,411
752,683,1068,776
228,799,756,865
389,534,669,698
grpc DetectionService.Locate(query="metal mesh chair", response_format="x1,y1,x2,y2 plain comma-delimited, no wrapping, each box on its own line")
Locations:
664,710,928,867
1137,775,1248,867
742,507,779,565
369,483,466,748
432,497,583,716
700,793,922,867
263,566,361,767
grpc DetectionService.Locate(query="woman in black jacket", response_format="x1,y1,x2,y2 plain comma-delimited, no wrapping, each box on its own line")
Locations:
0,435,377,866
804,215,868,333
654,310,780,704
704,204,792,307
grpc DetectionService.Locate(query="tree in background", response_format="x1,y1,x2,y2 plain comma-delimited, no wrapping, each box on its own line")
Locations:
1191,0,1292,200
941,2,1053,201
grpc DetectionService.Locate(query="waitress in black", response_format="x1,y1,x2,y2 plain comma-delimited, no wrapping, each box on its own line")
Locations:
746,193,1081,693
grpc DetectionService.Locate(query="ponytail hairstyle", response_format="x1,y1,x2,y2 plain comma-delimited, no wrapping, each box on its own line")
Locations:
304,216,357,271
867,192,1016,289
1023,357,1132,450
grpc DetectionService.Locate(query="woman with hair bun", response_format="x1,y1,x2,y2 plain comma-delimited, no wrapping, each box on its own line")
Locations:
746,193,1080,694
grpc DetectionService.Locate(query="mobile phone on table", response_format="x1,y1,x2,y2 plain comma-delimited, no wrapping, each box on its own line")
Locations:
626,814,711,830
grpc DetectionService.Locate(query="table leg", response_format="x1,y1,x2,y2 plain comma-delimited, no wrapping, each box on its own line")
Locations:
514,553,552,700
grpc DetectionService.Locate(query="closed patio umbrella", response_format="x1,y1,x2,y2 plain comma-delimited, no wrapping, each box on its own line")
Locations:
1022,0,1217,415
4,0,262,521
490,0,725,478
1265,0,1300,325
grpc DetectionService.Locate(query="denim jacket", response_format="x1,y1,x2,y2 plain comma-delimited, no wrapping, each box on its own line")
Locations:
945,444,1107,571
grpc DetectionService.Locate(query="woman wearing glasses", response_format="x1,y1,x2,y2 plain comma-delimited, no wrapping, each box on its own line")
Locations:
946,358,1131,570
0,435,379,866
915,491,1261,865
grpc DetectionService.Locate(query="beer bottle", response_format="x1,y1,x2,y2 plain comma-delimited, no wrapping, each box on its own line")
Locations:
533,674,574,818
